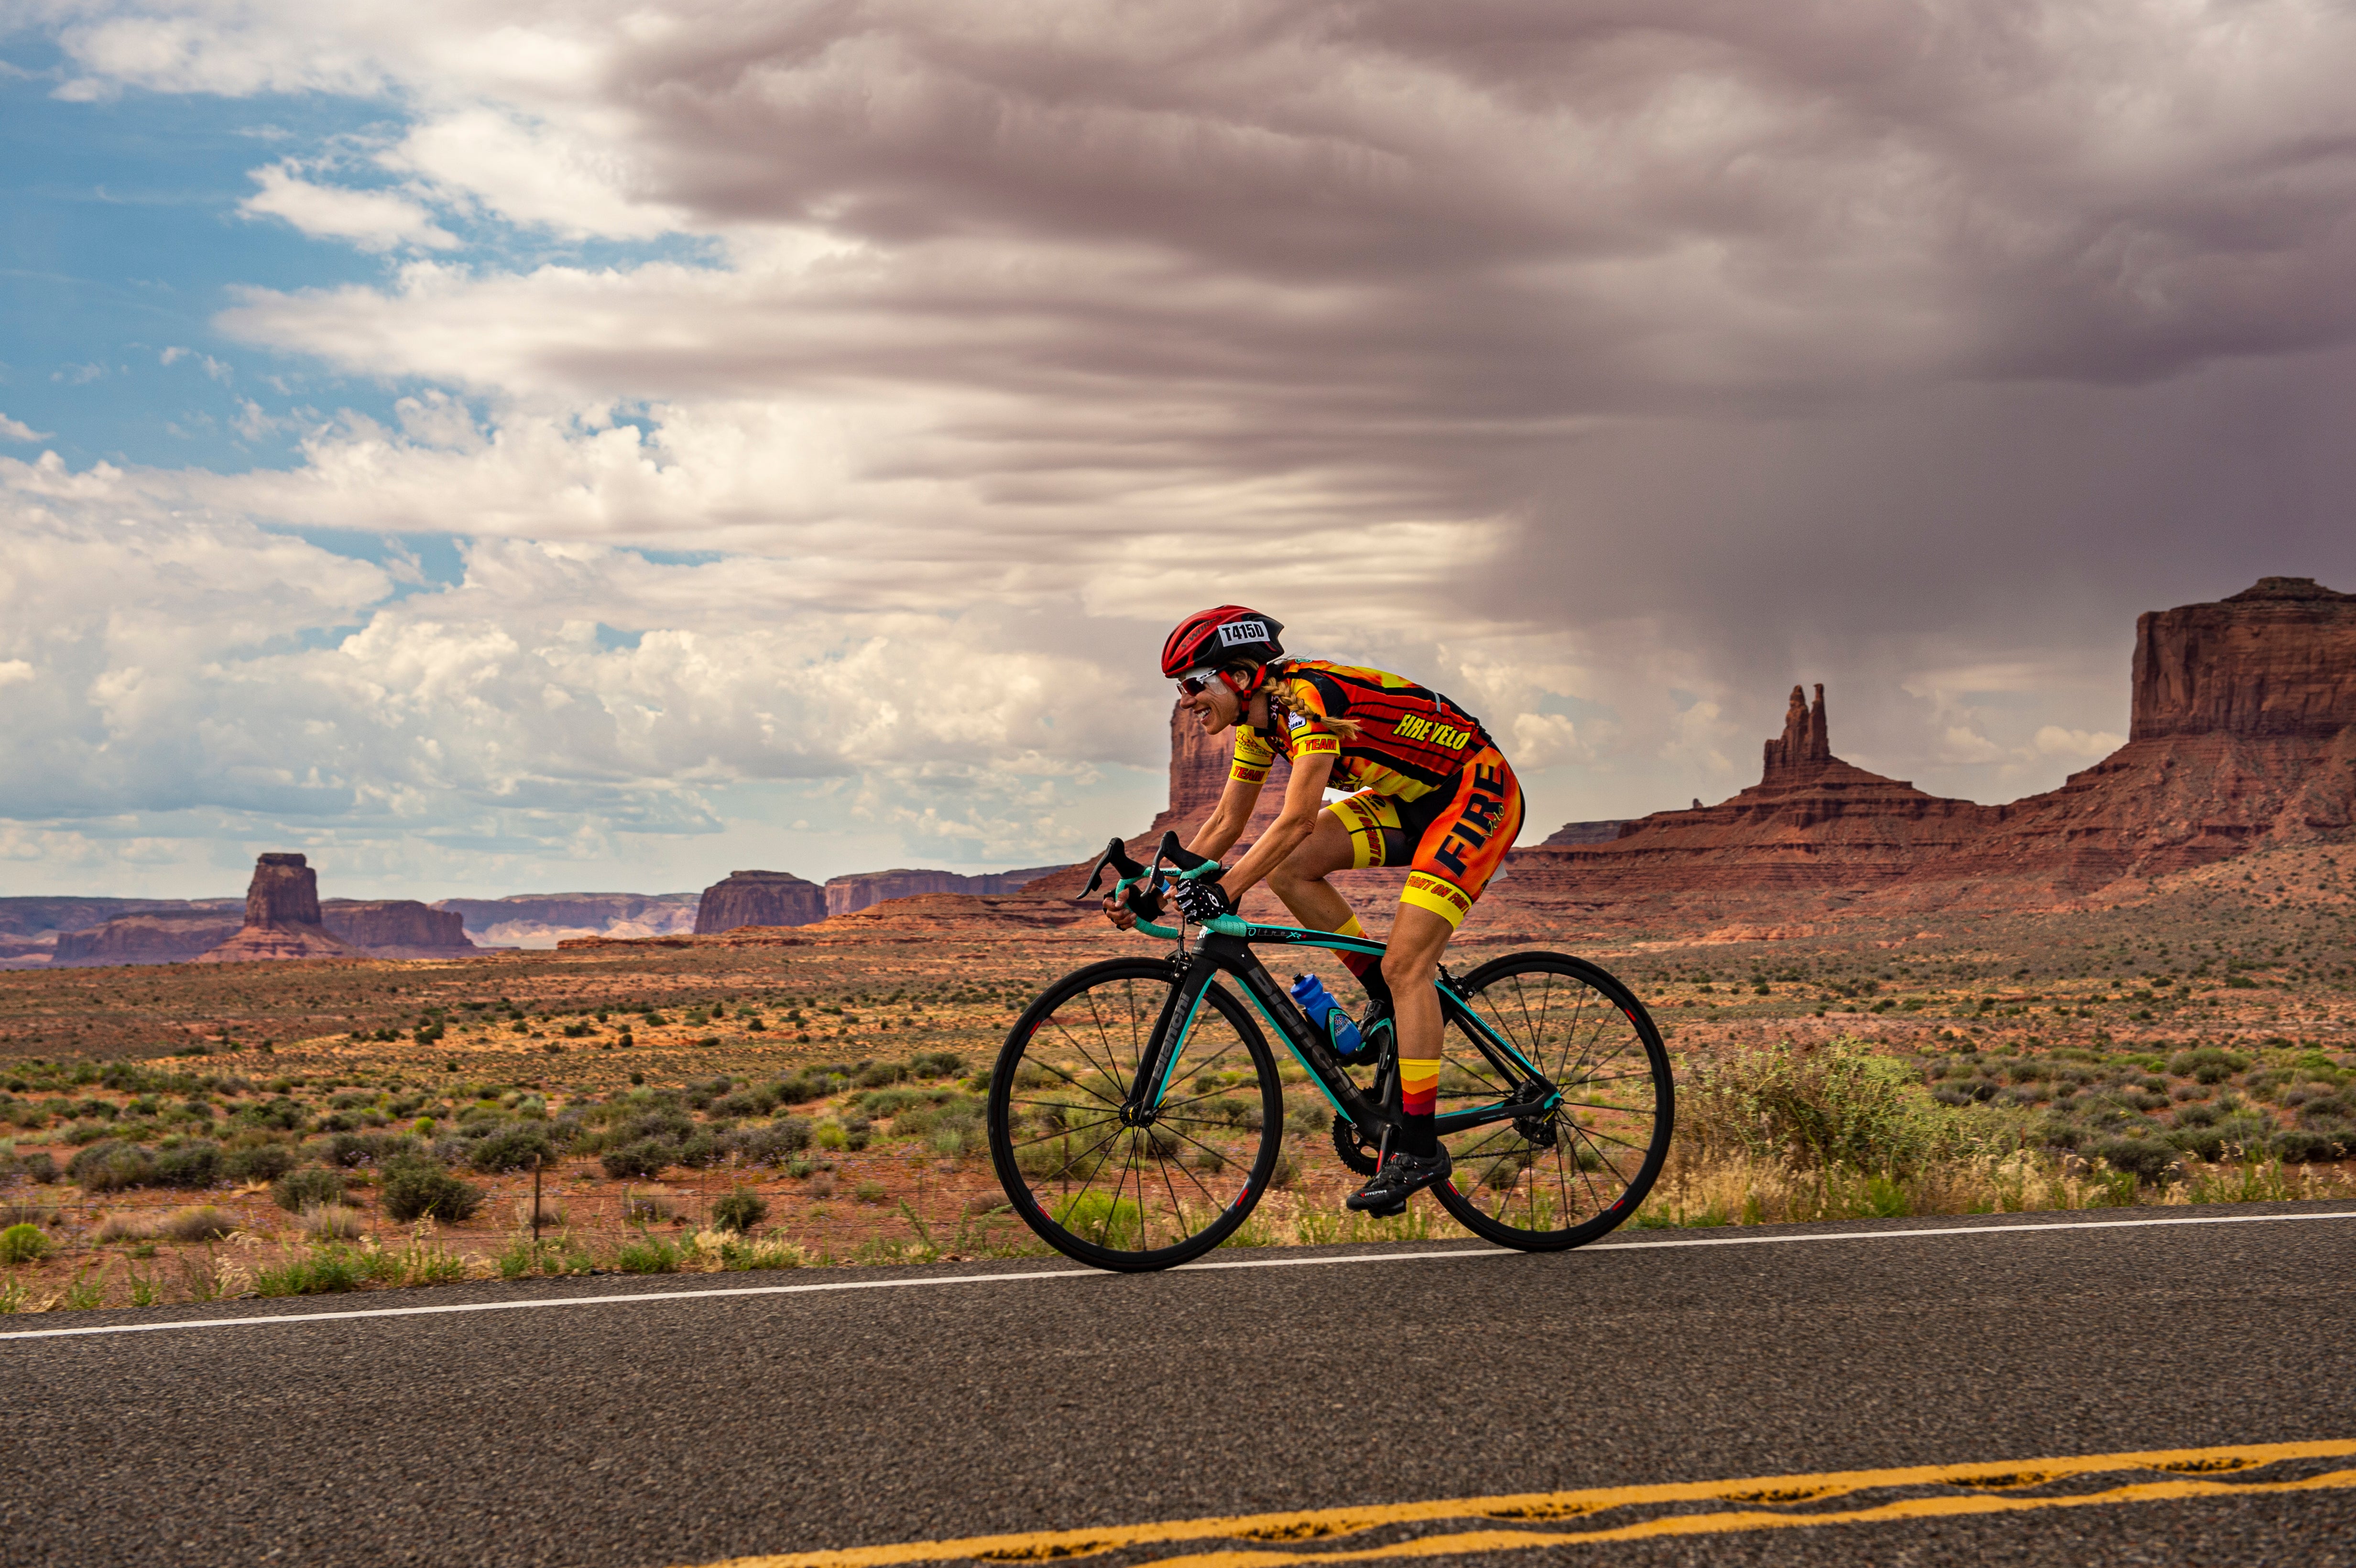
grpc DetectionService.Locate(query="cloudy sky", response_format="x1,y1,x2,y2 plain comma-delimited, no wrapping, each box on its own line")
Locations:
5,0,2356,901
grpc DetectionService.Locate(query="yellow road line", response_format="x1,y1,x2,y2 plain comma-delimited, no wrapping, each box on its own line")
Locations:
690,1439,2356,1568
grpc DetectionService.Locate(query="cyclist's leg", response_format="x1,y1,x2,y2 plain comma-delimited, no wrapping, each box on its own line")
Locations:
1262,809,1357,931
1385,749,1526,1159
1271,792,1407,1005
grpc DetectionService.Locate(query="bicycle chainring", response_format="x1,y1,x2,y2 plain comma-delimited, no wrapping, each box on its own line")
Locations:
1331,1114,1384,1176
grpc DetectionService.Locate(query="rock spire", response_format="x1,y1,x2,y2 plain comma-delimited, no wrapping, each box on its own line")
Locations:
1761,683,1832,778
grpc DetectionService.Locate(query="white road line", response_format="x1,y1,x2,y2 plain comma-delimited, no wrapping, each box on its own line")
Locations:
5,1209,2351,1344
1587,1208,2356,1252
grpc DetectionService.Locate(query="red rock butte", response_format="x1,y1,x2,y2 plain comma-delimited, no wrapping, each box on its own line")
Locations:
694,870,828,933
197,854,365,963
1503,577,2356,923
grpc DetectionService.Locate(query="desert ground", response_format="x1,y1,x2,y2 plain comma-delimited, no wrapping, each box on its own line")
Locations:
3,839,2353,1309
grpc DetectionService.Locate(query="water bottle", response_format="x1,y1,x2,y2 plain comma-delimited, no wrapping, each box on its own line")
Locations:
1289,974,1364,1060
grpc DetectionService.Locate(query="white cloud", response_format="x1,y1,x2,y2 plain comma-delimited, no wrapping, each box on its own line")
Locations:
1938,727,2006,765
240,162,459,252
0,413,49,443
0,660,34,687
2029,724,2127,761
15,0,2356,884
1510,712,1586,771
384,108,684,240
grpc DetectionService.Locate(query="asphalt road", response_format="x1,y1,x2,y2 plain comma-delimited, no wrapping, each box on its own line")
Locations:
7,1203,2356,1568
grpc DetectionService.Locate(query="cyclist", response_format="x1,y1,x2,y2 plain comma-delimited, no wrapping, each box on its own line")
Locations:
1106,606,1526,1215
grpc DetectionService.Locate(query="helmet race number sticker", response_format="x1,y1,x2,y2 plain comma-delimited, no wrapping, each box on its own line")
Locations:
1217,620,1270,647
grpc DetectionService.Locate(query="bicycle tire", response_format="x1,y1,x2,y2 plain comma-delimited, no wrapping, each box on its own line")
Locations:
1429,951,1673,1251
988,957,1284,1271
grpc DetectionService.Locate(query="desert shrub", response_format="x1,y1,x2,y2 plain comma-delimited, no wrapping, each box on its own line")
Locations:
775,1071,833,1104
69,1140,159,1192
2170,1047,2251,1084
612,1233,683,1274
855,1060,907,1089
272,1166,347,1212
2087,1136,2181,1183
0,1222,49,1264
710,1189,769,1232
676,1132,724,1168
2271,1129,2350,1162
909,1051,965,1078
320,1131,425,1168
726,1119,812,1166
235,1097,307,1132
469,1125,555,1174
600,1140,674,1180
14,1152,56,1184
712,1086,780,1118
2166,1127,2228,1162
615,1109,696,1146
683,1075,732,1109
222,1143,297,1183
1681,1039,1956,1174
157,1205,237,1243
255,1247,364,1296
853,1179,888,1205
624,1194,679,1224
889,1102,940,1139
379,1161,484,1224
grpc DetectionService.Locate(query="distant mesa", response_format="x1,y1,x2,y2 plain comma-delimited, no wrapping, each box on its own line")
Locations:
694,870,827,934
823,866,1067,917
320,899,477,959
55,911,244,967
1539,819,1633,848
193,853,482,963
435,893,698,948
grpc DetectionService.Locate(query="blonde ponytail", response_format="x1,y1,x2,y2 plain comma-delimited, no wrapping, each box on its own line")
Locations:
1260,666,1363,741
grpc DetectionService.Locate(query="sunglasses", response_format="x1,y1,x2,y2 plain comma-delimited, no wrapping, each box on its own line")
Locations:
1176,667,1225,697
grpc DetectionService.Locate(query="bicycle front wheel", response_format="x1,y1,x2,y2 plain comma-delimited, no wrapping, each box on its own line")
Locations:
988,958,1283,1271
1431,952,1673,1251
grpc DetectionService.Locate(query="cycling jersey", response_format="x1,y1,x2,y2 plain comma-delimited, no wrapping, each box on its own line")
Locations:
1228,662,1491,800
1229,661,1524,927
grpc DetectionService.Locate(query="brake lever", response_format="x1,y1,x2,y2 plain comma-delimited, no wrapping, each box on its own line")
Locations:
1079,836,1146,903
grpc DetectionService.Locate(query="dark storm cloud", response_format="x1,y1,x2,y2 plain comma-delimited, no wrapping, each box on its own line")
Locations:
38,0,2356,819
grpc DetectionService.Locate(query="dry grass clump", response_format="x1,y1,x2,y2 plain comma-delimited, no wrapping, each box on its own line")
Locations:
92,1211,157,1244
156,1205,238,1243
302,1204,363,1241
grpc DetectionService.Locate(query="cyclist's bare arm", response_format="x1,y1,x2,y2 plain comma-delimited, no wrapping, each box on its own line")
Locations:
1215,751,1335,897
1186,775,1265,863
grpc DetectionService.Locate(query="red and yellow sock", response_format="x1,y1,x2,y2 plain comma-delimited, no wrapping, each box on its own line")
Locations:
1399,1056,1440,1157
1331,915,1390,1003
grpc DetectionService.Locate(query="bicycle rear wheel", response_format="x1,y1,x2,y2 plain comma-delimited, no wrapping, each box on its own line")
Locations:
1431,952,1673,1250
988,958,1283,1271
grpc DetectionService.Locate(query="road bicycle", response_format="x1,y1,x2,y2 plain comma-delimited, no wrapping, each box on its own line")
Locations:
985,832,1675,1271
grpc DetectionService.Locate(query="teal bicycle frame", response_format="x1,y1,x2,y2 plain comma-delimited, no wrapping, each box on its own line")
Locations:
1115,901,1565,1153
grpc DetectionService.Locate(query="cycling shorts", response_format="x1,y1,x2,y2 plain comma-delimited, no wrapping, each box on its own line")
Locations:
1322,744,1525,928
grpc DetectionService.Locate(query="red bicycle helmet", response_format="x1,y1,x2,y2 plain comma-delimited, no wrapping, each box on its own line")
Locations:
1160,607,1286,681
